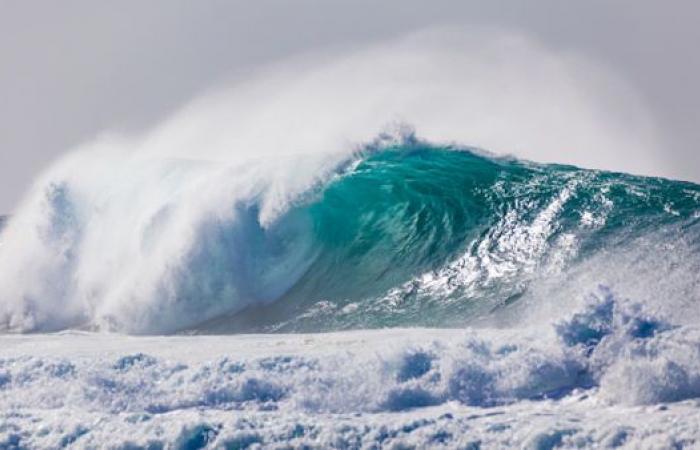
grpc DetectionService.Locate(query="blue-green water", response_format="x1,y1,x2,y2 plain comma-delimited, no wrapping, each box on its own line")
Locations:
1,141,699,334
199,144,700,332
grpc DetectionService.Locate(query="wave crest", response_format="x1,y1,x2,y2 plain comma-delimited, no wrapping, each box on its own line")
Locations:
1,139,698,334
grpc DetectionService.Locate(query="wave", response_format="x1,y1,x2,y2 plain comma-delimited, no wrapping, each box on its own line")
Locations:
1,133,699,334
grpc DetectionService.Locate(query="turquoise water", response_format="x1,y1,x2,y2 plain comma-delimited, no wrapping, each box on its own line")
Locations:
199,144,700,333
1,141,698,334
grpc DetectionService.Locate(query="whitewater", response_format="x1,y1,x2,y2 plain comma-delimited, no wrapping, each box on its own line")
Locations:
1,30,700,448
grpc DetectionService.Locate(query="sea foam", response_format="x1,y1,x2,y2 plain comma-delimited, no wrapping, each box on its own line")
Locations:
2,288,700,448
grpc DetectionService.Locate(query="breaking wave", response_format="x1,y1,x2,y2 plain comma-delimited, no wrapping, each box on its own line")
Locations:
0,134,698,334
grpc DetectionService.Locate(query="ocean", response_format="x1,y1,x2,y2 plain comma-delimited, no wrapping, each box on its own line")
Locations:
1,136,699,448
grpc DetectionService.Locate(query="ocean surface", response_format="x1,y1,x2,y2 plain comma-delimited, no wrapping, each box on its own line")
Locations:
1,138,700,448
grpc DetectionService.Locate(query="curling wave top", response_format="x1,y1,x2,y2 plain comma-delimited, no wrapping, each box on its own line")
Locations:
1,134,699,334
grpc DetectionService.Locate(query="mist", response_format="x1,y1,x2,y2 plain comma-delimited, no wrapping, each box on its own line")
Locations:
2,1,700,213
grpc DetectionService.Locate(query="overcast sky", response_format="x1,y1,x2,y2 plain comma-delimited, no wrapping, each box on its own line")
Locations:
1,0,699,212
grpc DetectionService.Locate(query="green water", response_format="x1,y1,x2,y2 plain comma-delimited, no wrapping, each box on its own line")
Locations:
198,145,700,333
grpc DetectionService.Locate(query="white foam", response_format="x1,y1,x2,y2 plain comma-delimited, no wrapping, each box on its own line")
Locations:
2,289,700,448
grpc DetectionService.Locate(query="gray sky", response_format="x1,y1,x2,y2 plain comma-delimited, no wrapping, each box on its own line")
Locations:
1,0,699,212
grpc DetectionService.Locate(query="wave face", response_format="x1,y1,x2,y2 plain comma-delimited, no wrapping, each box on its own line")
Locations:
1,139,699,334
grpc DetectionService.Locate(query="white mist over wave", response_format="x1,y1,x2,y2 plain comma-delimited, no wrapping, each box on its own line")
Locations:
0,28,663,334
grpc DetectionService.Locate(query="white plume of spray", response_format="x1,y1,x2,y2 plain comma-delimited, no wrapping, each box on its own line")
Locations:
0,28,660,334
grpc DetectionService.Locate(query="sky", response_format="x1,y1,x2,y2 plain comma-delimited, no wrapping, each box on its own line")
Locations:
1,0,699,212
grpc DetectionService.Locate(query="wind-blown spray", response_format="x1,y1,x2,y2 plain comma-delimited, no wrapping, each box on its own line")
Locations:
0,29,679,334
